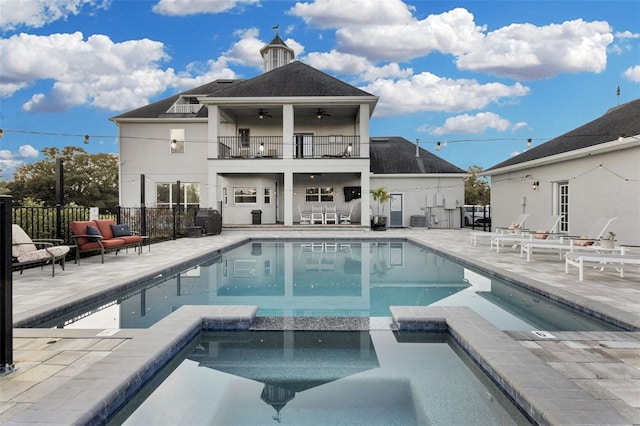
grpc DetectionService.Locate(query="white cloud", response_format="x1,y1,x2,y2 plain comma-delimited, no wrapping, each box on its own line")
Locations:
335,8,485,62
304,50,412,80
288,0,414,28
152,0,259,16
294,4,615,81
615,30,640,39
361,72,529,117
430,112,514,135
456,19,614,80
0,145,39,178
0,31,242,112
623,65,640,82
0,0,109,31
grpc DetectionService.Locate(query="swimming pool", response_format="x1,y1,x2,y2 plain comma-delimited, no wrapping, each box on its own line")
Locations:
41,239,622,331
108,330,531,425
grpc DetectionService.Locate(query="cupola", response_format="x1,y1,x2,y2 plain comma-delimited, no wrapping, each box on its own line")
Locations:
260,34,294,73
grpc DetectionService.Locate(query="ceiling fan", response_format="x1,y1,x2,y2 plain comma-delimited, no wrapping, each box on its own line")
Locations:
315,109,331,119
258,109,272,119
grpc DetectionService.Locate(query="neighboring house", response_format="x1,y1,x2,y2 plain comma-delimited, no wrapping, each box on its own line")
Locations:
483,99,640,245
111,36,466,227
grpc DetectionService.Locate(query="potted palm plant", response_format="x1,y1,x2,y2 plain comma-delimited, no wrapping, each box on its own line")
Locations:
370,187,392,231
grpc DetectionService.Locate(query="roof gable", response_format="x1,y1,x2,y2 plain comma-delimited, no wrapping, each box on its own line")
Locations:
370,137,466,174
487,98,640,171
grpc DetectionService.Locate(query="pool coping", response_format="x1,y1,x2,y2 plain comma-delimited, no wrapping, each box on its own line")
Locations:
6,305,631,426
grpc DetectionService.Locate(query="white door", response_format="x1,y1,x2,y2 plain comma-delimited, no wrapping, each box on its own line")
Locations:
390,193,403,227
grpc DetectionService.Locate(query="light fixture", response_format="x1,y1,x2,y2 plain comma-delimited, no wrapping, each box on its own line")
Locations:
259,142,264,152
436,141,441,151
532,181,539,190
347,142,352,153
258,109,271,119
171,139,177,149
84,134,90,144
316,109,330,119
316,111,323,119
0,129,3,139
527,138,531,147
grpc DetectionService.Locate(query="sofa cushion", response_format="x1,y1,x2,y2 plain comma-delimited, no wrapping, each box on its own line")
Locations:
111,223,131,237
86,225,102,242
95,219,116,240
534,230,549,239
70,220,98,246
118,235,142,245
575,236,594,246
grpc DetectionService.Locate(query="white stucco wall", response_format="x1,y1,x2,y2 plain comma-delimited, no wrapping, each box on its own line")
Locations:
370,176,466,228
489,146,639,245
117,120,209,207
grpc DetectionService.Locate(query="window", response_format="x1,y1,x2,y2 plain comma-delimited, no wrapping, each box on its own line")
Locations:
264,188,272,204
223,187,228,205
170,129,185,153
234,187,257,204
156,182,200,208
305,187,334,202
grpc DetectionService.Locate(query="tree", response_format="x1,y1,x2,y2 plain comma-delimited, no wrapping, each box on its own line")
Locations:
465,165,491,205
7,147,119,207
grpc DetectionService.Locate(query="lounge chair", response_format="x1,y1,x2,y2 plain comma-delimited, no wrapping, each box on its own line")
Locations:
340,205,354,224
491,215,563,252
298,205,311,224
521,217,617,261
470,214,529,246
12,224,70,277
565,250,640,281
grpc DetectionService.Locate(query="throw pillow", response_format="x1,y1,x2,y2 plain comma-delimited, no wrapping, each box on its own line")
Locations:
86,225,102,242
575,236,594,247
111,224,131,237
534,230,548,239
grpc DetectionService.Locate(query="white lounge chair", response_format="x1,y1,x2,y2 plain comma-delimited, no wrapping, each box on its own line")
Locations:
565,250,640,281
521,217,618,261
491,215,563,252
311,205,324,224
298,205,311,224
470,214,529,246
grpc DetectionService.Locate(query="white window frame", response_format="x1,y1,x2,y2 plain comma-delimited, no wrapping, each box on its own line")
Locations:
156,182,200,208
170,129,185,153
305,187,334,203
234,187,257,204
264,188,272,204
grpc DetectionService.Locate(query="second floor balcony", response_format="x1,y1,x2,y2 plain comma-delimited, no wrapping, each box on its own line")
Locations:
217,136,363,159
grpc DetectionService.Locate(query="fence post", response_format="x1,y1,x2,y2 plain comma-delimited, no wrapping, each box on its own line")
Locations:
0,195,14,375
55,158,64,240
140,174,147,237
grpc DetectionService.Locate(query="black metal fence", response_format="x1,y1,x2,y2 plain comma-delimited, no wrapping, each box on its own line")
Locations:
11,206,199,246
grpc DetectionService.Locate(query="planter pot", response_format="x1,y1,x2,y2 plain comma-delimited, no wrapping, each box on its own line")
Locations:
599,239,614,249
371,216,387,231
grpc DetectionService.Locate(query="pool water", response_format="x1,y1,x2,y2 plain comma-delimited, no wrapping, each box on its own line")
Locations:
47,240,621,331
109,330,531,425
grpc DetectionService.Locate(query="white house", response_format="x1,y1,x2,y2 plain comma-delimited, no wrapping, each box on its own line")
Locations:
483,99,640,245
111,35,466,228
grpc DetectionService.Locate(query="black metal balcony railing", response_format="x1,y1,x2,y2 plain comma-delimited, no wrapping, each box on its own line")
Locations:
218,136,361,159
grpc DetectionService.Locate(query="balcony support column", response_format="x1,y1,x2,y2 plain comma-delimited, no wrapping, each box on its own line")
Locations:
358,103,370,158
282,104,294,160
207,105,219,159
284,171,293,226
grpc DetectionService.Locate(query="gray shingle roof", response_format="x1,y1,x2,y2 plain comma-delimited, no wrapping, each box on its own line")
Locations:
208,61,375,98
486,98,640,171
370,137,466,174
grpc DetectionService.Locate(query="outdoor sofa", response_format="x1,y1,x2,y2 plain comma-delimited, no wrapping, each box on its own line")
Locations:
70,219,144,263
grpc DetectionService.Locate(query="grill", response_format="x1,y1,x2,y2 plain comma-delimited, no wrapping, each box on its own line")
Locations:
195,209,222,235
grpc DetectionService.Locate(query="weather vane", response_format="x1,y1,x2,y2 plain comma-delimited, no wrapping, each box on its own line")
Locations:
272,24,279,34
616,85,620,105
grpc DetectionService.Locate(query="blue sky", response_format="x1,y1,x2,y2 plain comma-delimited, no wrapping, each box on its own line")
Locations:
1,0,638,179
